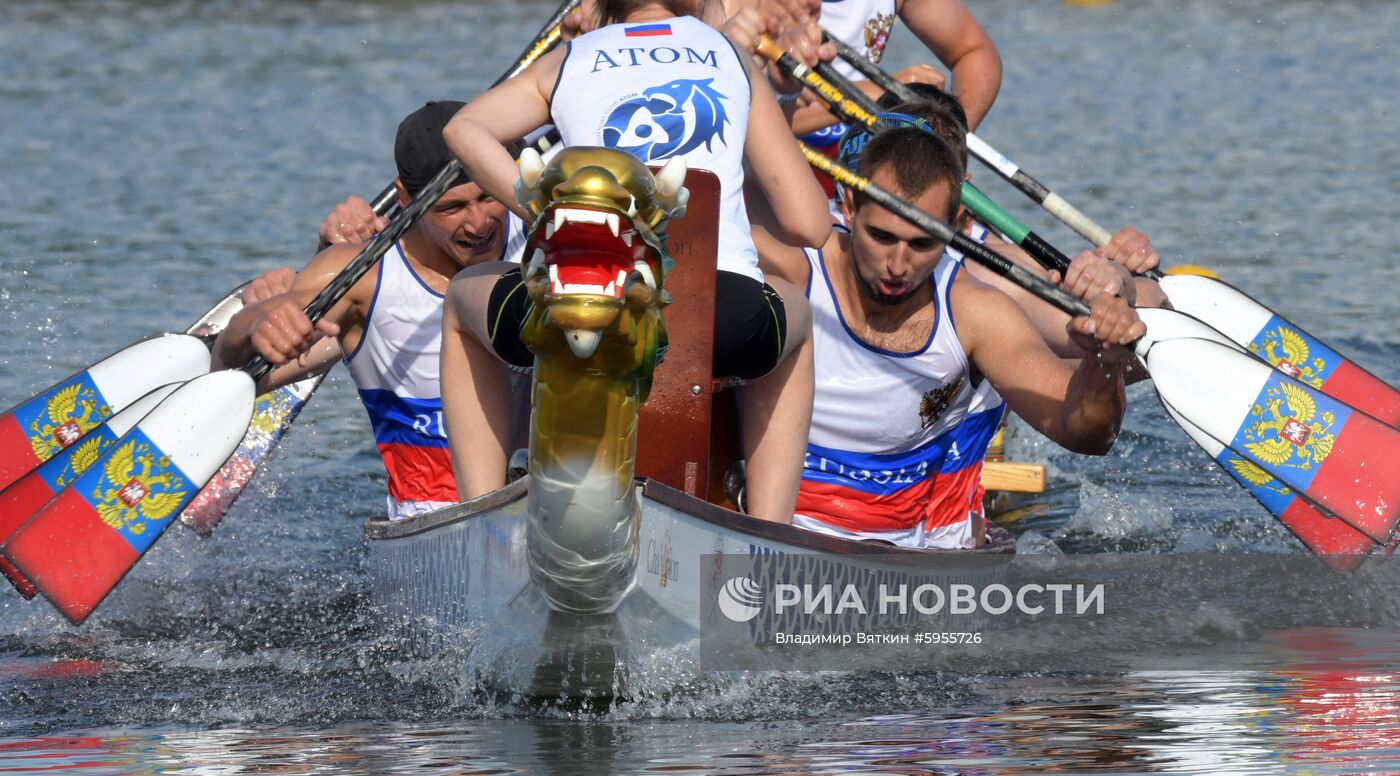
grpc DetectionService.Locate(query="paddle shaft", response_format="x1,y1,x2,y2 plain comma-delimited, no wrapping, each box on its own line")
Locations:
757,39,1080,275
823,31,1116,248
244,1,576,381
801,144,1091,320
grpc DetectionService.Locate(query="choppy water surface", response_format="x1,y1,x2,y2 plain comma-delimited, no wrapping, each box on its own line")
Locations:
2,0,1399,772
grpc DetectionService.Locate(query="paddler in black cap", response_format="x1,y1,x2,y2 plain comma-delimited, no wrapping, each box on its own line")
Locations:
212,100,527,521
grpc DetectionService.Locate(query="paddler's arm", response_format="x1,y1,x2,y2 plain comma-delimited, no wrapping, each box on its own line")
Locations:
955,279,1144,455
752,224,813,288
211,245,360,392
897,0,1001,129
728,17,832,248
444,48,564,221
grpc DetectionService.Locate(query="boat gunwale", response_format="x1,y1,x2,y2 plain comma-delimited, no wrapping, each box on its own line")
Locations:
363,477,529,539
363,476,1013,556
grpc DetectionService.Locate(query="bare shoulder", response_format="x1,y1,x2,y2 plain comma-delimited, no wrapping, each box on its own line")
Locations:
949,267,1031,350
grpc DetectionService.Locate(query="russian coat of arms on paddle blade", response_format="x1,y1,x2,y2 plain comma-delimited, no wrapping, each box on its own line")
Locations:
1242,381,1336,471
1249,324,1328,388
92,437,188,543
25,381,112,460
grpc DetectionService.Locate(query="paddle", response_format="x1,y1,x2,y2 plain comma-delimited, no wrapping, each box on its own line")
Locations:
0,0,578,624
0,337,210,496
803,147,1400,554
0,186,403,590
824,34,1400,427
180,8,577,535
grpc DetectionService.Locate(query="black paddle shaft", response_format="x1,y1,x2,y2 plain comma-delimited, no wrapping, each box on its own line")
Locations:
775,44,1082,279
243,159,467,381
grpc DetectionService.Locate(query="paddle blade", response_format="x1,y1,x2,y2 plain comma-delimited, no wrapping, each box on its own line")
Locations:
0,335,210,492
1163,402,1375,571
1,371,255,624
1146,336,1400,544
179,373,324,535
1159,274,1400,425
0,384,183,599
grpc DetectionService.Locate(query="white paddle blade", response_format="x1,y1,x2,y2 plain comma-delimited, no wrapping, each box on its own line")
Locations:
2,370,257,624
0,334,211,490
1136,307,1244,353
1157,274,1273,347
1145,337,1400,543
1158,274,1400,426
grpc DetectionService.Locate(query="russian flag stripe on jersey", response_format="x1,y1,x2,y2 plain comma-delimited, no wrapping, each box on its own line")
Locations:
358,389,449,449
799,407,1005,532
377,443,458,504
624,23,671,36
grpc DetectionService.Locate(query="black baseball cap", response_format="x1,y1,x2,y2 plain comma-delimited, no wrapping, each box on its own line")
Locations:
394,100,470,196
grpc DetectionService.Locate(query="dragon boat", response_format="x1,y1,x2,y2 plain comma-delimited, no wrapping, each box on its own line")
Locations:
365,148,1016,699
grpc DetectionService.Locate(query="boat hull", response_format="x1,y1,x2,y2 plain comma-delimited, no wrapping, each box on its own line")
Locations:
366,477,1010,698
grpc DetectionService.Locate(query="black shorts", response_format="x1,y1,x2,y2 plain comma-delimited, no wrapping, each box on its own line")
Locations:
486,267,787,379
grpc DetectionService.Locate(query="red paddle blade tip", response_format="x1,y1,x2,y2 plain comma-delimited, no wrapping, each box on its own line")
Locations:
2,429,197,624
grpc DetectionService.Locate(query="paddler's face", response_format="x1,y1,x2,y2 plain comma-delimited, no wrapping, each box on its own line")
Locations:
843,169,954,306
422,182,509,266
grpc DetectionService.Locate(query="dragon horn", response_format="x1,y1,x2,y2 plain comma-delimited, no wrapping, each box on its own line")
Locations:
515,147,546,213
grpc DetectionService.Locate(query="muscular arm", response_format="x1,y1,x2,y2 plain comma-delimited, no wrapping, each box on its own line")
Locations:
954,279,1128,455
211,244,367,392
444,48,563,221
742,56,833,248
752,224,815,287
897,0,1001,129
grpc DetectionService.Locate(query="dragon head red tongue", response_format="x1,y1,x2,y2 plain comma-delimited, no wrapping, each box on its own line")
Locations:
517,146,686,361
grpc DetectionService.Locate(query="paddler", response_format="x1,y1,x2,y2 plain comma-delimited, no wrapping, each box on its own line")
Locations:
211,101,526,520
441,0,832,525
755,125,1145,548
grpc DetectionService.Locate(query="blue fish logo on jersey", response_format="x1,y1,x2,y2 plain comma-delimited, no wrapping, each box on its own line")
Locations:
601,78,729,162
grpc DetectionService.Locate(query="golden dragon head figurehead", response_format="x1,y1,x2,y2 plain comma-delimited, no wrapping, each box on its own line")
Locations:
515,147,686,378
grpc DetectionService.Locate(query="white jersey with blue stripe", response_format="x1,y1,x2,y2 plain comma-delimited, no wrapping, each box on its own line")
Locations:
550,15,761,282
795,244,988,547
339,225,524,521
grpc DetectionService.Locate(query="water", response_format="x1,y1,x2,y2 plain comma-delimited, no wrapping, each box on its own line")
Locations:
1,0,1399,771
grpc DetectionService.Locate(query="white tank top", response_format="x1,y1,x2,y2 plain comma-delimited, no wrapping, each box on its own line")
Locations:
796,244,988,540
820,0,898,81
344,244,456,520
550,15,761,281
